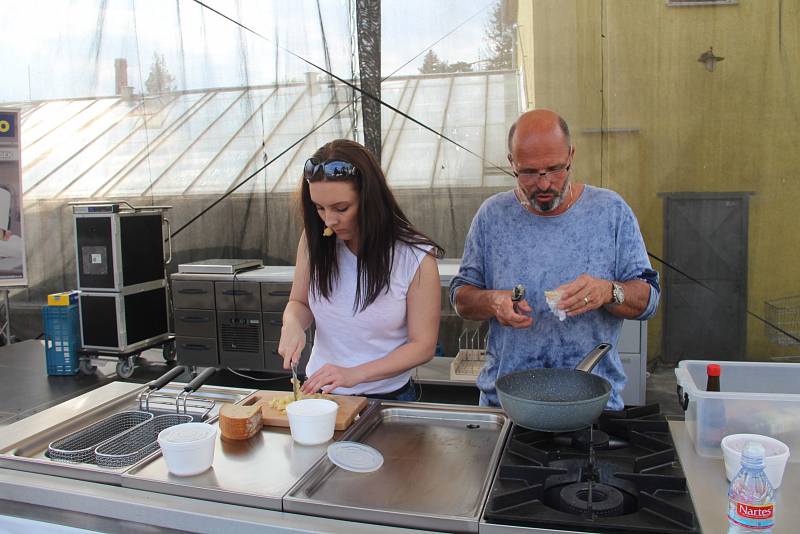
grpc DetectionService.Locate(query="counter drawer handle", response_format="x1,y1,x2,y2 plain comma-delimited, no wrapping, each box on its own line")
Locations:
268,290,290,297
180,316,210,323
268,320,282,326
182,343,210,351
222,290,252,296
179,288,206,295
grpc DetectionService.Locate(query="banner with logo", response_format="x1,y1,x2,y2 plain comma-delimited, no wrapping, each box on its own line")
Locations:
0,109,27,286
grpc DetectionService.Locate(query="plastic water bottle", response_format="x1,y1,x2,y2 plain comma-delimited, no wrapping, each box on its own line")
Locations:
728,441,776,533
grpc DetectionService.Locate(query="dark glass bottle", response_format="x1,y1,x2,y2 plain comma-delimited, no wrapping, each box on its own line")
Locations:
706,363,721,392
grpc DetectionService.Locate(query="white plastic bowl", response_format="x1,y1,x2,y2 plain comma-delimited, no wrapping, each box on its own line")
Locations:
157,422,217,476
286,399,339,445
721,433,790,488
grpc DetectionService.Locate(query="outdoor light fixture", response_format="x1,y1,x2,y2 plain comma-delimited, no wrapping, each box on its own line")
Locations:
697,47,724,72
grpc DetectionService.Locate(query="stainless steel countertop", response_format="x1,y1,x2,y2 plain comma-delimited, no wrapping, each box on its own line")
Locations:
122,401,370,510
0,381,142,451
0,381,252,485
0,383,437,533
670,419,799,533
414,356,477,386
170,259,462,287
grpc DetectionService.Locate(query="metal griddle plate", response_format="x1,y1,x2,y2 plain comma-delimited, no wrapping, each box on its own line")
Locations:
0,382,253,485
284,402,510,534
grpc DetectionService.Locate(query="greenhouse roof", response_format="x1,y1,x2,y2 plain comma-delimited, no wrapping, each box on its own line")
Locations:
13,70,520,200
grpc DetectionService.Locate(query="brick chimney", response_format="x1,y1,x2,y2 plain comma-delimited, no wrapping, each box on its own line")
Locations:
114,58,128,95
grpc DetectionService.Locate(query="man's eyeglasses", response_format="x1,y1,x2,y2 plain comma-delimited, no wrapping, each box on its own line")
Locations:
304,158,358,182
512,157,572,182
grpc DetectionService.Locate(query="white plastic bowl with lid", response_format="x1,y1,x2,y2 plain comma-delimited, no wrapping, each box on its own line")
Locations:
286,399,338,445
157,422,217,476
721,433,790,488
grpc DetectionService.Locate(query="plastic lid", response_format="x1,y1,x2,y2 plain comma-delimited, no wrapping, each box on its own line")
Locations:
161,423,215,444
327,441,384,473
706,363,721,377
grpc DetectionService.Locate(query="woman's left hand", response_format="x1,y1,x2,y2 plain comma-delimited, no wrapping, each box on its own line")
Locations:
301,364,363,394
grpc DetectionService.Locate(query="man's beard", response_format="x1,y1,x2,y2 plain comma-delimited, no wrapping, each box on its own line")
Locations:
529,178,571,212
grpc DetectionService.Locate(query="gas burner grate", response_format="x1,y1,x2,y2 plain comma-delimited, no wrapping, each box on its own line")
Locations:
484,404,698,533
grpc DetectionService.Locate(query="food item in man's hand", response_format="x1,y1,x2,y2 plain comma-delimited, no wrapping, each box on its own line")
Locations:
544,289,567,321
322,227,334,237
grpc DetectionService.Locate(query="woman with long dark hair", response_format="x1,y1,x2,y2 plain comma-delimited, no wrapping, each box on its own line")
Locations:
278,139,443,400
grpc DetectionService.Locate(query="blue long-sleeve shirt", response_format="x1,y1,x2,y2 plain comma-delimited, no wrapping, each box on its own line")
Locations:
449,186,659,410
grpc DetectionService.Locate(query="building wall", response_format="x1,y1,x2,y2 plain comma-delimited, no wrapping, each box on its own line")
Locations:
517,0,800,362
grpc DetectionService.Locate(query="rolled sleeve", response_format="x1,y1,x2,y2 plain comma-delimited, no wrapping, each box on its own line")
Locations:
634,282,660,321
449,207,488,308
616,201,660,321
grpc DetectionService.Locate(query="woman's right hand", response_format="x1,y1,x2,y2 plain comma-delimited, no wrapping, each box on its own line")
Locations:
277,321,306,369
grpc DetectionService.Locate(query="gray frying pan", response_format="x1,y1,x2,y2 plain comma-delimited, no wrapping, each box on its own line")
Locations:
496,343,613,432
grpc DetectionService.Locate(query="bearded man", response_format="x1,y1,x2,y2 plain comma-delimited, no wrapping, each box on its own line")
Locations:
449,109,660,410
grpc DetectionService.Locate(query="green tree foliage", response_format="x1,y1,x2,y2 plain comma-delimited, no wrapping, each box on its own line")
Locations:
419,50,446,74
145,52,176,95
484,1,515,70
419,50,474,74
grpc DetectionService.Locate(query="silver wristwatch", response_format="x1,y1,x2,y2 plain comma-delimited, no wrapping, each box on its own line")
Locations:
611,282,625,305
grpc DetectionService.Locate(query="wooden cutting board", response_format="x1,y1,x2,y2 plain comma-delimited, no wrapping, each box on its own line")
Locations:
242,390,368,431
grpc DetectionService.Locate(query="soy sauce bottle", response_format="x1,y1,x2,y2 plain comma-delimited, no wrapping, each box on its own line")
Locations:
707,363,721,392
702,363,726,449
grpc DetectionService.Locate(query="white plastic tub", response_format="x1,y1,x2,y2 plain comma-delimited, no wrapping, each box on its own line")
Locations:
721,434,790,488
286,399,338,445
675,360,800,460
157,422,218,476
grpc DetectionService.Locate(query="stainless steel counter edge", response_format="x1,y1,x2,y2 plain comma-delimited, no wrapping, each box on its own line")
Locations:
0,468,441,534
0,381,142,451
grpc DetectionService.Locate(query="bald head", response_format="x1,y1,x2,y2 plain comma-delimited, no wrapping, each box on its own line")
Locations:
507,109,571,154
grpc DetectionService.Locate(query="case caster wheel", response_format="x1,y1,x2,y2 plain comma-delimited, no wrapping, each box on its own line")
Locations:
162,341,177,362
78,358,97,376
116,356,136,379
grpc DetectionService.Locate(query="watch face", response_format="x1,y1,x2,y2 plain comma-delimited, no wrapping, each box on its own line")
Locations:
614,284,625,304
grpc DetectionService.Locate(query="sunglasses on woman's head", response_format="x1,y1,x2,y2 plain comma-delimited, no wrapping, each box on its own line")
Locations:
303,158,358,182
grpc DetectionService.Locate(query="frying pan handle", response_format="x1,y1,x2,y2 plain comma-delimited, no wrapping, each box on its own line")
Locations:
574,343,613,373
146,365,186,390
184,367,216,392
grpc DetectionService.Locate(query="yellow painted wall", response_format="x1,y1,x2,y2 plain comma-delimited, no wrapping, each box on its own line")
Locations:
517,0,800,362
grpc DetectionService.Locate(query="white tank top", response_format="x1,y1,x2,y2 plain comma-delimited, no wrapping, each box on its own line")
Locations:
307,239,433,395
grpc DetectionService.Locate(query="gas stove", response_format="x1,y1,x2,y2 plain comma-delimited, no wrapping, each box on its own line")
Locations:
481,404,698,533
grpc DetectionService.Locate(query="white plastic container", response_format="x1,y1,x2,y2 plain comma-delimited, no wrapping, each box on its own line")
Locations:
285,399,338,445
157,422,217,476
675,360,800,460
722,434,790,488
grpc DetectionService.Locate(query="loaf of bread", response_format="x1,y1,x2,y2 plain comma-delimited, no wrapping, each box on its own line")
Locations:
219,403,263,441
